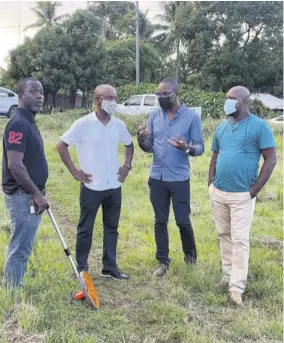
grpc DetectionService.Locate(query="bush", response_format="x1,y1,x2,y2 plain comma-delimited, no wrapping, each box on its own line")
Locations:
116,113,148,136
117,83,268,119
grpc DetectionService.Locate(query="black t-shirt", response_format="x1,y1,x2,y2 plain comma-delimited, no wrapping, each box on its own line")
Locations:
2,108,48,194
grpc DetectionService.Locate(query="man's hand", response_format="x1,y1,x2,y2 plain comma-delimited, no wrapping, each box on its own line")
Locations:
33,193,48,215
117,165,129,183
208,180,214,187
137,127,151,143
249,184,260,199
72,169,92,183
168,134,189,152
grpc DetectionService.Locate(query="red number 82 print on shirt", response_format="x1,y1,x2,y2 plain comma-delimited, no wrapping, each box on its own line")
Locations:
8,131,23,144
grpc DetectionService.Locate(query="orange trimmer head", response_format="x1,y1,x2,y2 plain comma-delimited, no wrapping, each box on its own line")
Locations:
47,208,100,310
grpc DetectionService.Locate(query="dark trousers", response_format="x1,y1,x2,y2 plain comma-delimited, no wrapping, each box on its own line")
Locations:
76,185,121,272
149,177,197,265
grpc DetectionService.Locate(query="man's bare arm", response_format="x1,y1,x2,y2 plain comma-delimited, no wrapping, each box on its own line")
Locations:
7,150,47,213
250,147,277,198
208,152,218,186
124,142,134,166
56,139,92,183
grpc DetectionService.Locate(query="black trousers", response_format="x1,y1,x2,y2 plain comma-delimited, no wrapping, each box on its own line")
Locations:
76,185,121,272
148,177,197,265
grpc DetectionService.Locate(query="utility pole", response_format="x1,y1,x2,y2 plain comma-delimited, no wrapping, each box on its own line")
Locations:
18,0,22,45
135,1,140,86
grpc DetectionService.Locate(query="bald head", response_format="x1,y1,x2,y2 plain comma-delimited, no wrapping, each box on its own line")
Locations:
94,84,117,99
226,86,250,102
226,86,251,117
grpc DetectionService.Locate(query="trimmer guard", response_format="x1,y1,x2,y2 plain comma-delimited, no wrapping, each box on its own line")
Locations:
79,271,100,310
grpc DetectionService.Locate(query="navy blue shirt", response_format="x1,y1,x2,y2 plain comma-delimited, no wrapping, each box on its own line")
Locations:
2,108,48,194
143,104,204,181
211,114,276,192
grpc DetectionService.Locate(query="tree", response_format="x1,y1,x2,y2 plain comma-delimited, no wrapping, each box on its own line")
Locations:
154,1,188,81
7,9,105,108
103,39,160,86
63,9,105,103
24,1,68,31
180,1,283,95
0,67,18,92
87,1,135,39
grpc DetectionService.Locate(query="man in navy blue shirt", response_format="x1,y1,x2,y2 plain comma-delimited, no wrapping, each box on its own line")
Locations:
2,77,48,287
137,78,204,277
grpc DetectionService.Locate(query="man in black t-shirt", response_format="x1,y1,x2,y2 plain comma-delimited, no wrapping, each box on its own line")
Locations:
2,77,48,287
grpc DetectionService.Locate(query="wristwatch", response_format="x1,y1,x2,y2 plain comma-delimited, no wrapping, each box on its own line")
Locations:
124,163,132,171
185,145,191,154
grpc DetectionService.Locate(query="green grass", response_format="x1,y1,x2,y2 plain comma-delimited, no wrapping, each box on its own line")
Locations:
0,111,282,343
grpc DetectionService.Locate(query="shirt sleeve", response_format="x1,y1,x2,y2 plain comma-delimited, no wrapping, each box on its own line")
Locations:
119,122,132,146
144,112,154,153
60,119,84,146
258,122,276,150
189,115,204,156
211,130,220,152
4,120,30,153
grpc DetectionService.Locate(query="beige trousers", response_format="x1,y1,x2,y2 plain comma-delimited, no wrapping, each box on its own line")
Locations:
209,184,256,294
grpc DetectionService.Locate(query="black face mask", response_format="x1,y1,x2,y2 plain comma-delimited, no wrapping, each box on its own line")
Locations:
158,96,174,110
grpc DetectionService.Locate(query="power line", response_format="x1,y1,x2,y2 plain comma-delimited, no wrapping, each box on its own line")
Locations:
136,1,139,86
0,25,26,30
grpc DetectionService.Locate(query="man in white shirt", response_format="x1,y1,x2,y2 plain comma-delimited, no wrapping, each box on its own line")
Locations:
56,84,134,280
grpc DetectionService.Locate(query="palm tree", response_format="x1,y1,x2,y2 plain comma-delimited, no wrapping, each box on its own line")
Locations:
155,1,188,81
24,1,68,31
87,1,135,39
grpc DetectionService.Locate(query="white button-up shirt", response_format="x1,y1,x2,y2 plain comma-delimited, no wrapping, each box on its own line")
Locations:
61,112,132,191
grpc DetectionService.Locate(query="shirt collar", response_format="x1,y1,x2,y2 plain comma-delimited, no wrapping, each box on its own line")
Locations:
162,102,187,117
91,111,114,124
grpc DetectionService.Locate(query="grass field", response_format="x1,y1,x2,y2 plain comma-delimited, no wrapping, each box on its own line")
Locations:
0,111,282,343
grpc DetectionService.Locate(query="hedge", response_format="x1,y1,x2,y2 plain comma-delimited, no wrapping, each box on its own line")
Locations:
117,83,268,119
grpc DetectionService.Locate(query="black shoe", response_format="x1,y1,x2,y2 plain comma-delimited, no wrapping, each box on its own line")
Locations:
184,251,197,265
153,264,169,277
100,269,130,280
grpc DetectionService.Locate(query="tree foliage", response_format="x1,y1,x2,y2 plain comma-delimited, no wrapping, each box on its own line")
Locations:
24,1,68,31
0,1,282,108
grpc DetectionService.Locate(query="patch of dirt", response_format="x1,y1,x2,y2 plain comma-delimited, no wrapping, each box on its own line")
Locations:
46,196,102,268
251,235,283,249
1,310,45,343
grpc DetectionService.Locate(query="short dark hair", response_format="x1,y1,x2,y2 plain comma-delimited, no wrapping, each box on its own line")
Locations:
160,78,179,93
18,77,41,94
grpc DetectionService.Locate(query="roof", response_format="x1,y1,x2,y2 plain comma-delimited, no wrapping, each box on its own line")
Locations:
250,93,283,110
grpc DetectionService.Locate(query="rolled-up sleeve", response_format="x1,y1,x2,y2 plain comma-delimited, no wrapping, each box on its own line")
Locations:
190,115,204,156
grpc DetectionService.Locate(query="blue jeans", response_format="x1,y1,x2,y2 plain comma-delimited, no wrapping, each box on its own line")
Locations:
4,192,42,287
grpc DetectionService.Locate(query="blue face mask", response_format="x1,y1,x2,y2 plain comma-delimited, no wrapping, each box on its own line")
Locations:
224,99,238,116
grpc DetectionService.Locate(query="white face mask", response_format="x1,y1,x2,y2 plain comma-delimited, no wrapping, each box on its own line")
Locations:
101,99,117,116
224,99,238,116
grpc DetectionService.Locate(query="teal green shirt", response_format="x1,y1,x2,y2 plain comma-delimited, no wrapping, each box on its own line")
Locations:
211,115,276,192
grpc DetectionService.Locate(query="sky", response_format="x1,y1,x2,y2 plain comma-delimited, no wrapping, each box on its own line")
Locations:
0,0,162,69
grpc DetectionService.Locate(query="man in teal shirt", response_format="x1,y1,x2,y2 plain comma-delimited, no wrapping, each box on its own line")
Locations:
208,86,276,305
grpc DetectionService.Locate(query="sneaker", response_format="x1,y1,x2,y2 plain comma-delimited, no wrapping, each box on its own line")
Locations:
184,251,197,265
100,269,130,280
230,291,243,305
153,264,168,277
